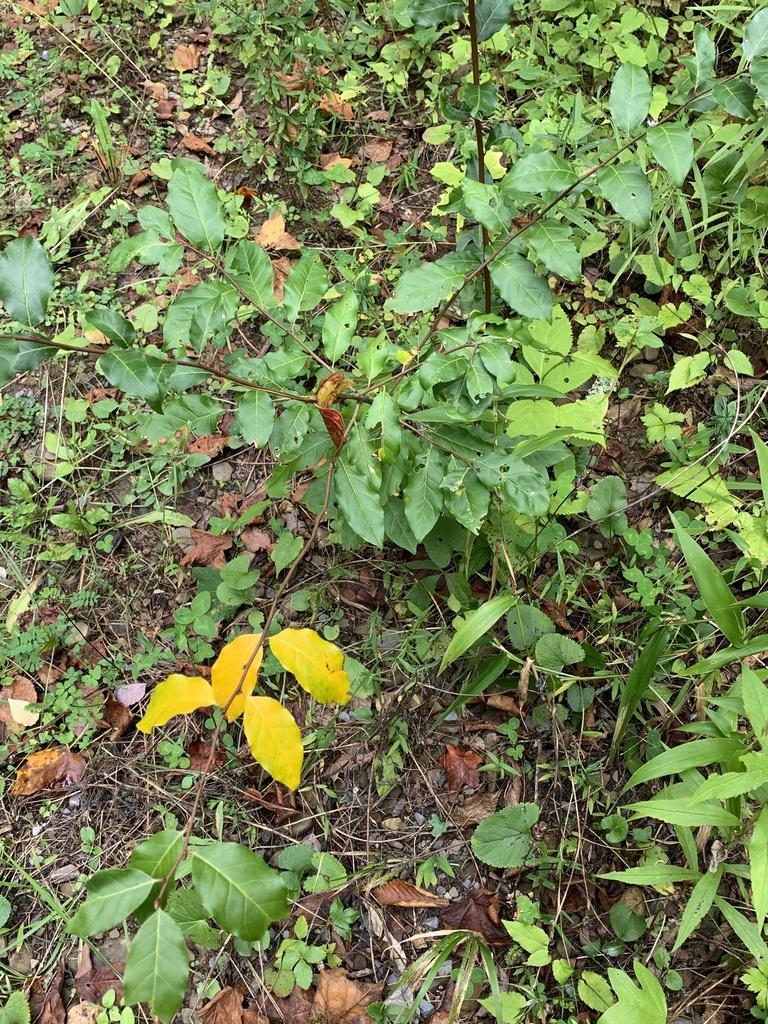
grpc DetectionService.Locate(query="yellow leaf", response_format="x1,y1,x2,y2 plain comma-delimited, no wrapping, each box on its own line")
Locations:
211,633,263,721
242,695,303,789
136,675,214,732
269,628,351,705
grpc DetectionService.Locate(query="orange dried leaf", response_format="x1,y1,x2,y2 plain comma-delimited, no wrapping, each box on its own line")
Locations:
211,633,263,721
256,211,302,251
243,695,303,789
372,880,450,908
319,408,346,448
313,969,383,1023
269,628,351,705
441,743,483,791
135,674,214,732
11,747,86,797
316,372,350,409
179,529,232,568
317,93,354,120
170,43,199,71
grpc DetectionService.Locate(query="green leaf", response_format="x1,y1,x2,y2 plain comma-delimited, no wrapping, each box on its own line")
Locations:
597,164,652,228
322,288,359,361
712,79,756,119
691,26,716,89
130,831,184,878
235,391,275,447
609,901,646,942
597,963,666,1024
282,252,329,322
578,972,614,1012
271,531,304,575
166,888,220,948
623,738,744,791
666,351,710,392
475,0,515,41
123,910,189,1024
535,634,584,672
625,797,741,830
440,592,517,671
498,456,550,516
334,424,384,547
527,220,581,281
503,921,550,965
600,865,701,886
142,395,224,441
671,513,746,646
611,626,668,758
85,306,136,348
225,240,275,307
679,634,768,675
98,349,165,405
0,236,54,327
461,179,514,233
167,159,225,251
191,842,288,940
391,252,480,313
0,992,30,1024
68,868,156,936
745,7,768,61
471,803,540,868
503,151,578,194
403,447,446,541
405,0,464,28
489,252,552,320
441,466,490,534
609,63,651,132
741,666,768,746
691,768,768,804
0,338,52,385
716,896,768,961
587,476,628,536
672,864,723,951
647,125,694,186
0,895,10,929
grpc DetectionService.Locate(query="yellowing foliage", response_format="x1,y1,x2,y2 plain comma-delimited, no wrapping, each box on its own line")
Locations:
269,628,351,704
243,695,303,789
136,675,214,732
211,633,263,721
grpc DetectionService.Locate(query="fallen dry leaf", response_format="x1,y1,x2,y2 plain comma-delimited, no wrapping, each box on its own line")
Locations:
318,92,353,120
102,694,133,740
440,890,509,946
257,211,301,251
271,256,292,300
170,43,199,71
1,677,39,731
364,139,393,162
372,879,450,908
259,985,314,1024
179,529,232,568
187,738,226,772
143,80,168,100
187,433,230,456
319,153,353,170
114,682,146,707
242,785,297,823
155,98,177,119
451,790,499,828
198,986,243,1024
66,1004,99,1024
312,969,383,1024
241,527,274,553
181,133,215,155
441,743,483,792
11,747,87,797
29,964,66,1024
74,946,124,1004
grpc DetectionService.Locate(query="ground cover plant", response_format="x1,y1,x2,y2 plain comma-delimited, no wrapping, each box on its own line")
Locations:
2,0,768,1021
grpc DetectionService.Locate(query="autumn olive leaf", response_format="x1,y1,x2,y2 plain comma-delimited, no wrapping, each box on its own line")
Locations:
242,695,304,789
211,633,263,721
269,628,351,704
136,675,214,732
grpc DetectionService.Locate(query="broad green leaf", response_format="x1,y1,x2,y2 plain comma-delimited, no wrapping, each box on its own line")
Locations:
647,125,694,186
98,349,165,405
163,281,239,349
271,531,304,575
135,675,215,732
123,910,189,1024
597,164,652,228
535,634,584,671
0,991,30,1024
673,863,723,951
717,896,768,962
109,231,184,275
243,694,304,789
441,466,490,534
235,390,275,447
667,351,710,392
322,288,359,361
0,236,54,327
211,633,263,720
713,78,756,118
679,634,768,675
750,52,768,102
475,0,515,41
68,868,156,936
527,220,581,281
623,738,744,791
167,159,225,251
460,179,514,233
225,240,275,307
0,338,50,385
166,889,220,948
691,26,716,88
503,921,550,965
85,306,135,348
403,447,446,541
609,902,646,942
440,592,517,671
269,627,351,704
693,768,768,805
334,423,385,547
141,395,225,441
405,0,463,28
741,665,768,746
471,803,540,868
579,972,614,1012
609,63,651,132
600,865,701,886
366,389,402,465
391,252,480,314
597,963,666,1024
499,457,550,516
282,252,329,322
751,431,768,508
191,841,289,940
130,831,184,879
489,252,552,320
587,476,628,536
625,797,741,829
671,513,746,645
503,152,578,194
745,7,768,61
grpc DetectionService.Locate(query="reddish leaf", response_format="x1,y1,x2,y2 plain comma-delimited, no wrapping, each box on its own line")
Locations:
181,133,215,155
102,694,133,740
316,372,350,409
11,747,86,797
439,890,509,946
178,529,232,568
170,43,199,70
187,738,226,771
29,964,65,1024
441,743,483,791
319,408,345,448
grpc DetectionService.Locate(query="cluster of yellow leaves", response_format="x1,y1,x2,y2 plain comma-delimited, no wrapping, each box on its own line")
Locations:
137,629,350,789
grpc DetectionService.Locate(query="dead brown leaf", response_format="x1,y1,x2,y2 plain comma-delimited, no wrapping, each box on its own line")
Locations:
451,790,499,828
242,785,297,823
441,743,483,792
155,98,177,119
271,256,292,300
483,693,522,715
187,434,230,456
29,964,65,1024
11,747,87,797
179,530,232,568
182,133,215,155
439,890,509,946
257,211,301,251
66,1004,99,1024
364,139,393,162
319,153,353,171
312,969,383,1023
316,372,350,409
0,677,39,732
170,43,199,71
102,694,132,740
187,738,226,772
372,880,450,908
143,80,168,100
261,985,314,1024
74,947,124,1004
198,986,243,1024
241,527,274,553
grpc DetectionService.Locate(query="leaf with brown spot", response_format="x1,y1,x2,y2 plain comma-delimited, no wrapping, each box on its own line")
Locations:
182,133,215,155
257,211,301,251
11,747,86,797
198,987,243,1024
319,408,345,448
439,890,509,946
372,880,450,908
312,969,383,1024
179,529,232,568
316,372,350,409
364,140,393,162
170,43,199,71
441,743,483,791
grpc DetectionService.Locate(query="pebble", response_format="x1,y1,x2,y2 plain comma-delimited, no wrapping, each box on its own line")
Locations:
419,1001,435,1017
422,917,439,931
628,362,658,378
212,461,233,482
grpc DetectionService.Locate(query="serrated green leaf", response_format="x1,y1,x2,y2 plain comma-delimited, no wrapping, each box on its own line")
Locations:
271,531,304,575
597,164,652,227
391,252,480,313
322,288,359,361
489,252,552,320
475,0,515,40
609,63,651,132
225,240,275,307
405,0,464,28
334,424,384,547
235,390,275,447
403,447,446,541
191,842,288,940
647,124,694,186
0,236,54,327
141,395,224,441
535,633,584,671
167,159,225,251
471,803,540,868
282,252,329,322
68,868,156,936
527,220,581,281
123,910,189,1024
461,179,514,233
0,992,31,1024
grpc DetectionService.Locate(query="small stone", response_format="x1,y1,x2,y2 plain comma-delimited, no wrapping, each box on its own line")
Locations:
212,461,233,482
628,362,658,379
